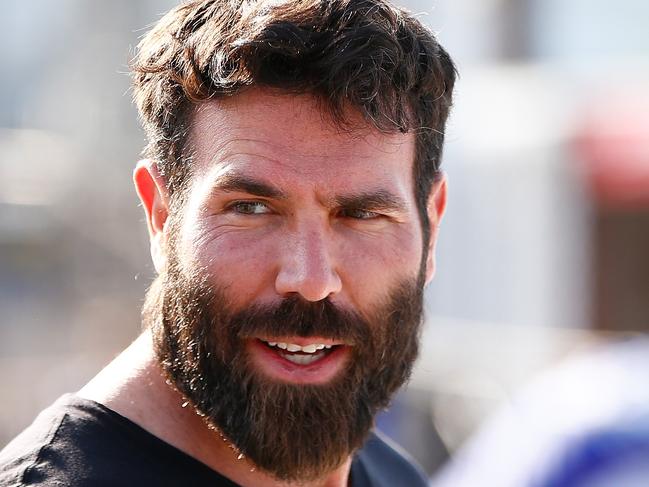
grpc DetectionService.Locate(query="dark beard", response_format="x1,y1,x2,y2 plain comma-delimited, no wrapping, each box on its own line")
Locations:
143,251,425,482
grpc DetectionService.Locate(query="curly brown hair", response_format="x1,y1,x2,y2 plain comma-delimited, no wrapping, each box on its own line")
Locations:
131,0,456,239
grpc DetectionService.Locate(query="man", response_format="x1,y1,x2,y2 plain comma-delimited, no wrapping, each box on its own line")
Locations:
0,0,455,485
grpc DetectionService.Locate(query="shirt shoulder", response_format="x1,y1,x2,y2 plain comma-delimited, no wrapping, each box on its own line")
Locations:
0,394,238,487
0,396,68,487
352,430,429,487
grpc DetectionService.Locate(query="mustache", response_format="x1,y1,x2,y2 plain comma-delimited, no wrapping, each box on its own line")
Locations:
224,295,372,346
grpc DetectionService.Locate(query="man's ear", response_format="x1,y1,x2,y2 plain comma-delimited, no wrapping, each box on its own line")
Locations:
424,174,448,285
133,159,170,273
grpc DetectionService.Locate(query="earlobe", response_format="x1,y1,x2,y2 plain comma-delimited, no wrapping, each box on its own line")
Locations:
133,159,169,273
424,175,448,285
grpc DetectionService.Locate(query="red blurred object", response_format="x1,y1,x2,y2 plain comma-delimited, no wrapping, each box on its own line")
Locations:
573,96,649,209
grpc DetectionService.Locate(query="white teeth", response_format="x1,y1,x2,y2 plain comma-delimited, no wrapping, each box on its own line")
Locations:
263,340,332,354
282,352,324,365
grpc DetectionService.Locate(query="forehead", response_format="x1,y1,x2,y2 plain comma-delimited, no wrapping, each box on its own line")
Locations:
187,89,416,196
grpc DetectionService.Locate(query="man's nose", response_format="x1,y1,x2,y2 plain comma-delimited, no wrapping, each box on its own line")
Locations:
274,222,342,302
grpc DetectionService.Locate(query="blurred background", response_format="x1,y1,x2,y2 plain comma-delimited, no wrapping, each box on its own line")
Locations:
2,0,648,479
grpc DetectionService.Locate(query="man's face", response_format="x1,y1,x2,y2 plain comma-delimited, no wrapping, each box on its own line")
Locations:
142,89,444,480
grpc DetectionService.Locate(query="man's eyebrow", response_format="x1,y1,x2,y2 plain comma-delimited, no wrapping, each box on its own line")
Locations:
211,174,406,211
212,173,287,199
335,190,408,212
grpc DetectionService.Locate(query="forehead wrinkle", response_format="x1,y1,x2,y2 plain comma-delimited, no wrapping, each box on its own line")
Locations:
191,100,415,180
202,135,333,178
194,112,406,164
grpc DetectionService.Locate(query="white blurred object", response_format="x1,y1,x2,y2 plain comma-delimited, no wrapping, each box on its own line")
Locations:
427,63,593,331
0,129,80,242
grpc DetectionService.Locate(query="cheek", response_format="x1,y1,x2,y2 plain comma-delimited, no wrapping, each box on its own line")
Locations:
178,224,279,298
337,226,423,299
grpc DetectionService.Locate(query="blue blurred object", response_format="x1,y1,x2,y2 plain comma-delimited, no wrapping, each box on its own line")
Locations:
538,415,649,487
430,338,649,487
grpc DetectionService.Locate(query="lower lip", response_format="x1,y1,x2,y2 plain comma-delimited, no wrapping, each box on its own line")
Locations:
246,339,350,385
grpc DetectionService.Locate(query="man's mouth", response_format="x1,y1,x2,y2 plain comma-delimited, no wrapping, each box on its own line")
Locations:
259,340,337,366
248,337,349,384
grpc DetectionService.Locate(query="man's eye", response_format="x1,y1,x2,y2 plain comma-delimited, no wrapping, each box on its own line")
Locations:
228,201,271,215
339,208,380,220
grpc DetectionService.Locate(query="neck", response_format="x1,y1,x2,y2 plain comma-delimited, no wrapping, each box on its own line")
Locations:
77,330,352,487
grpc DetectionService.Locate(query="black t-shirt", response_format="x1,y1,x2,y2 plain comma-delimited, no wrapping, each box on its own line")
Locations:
0,394,428,486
